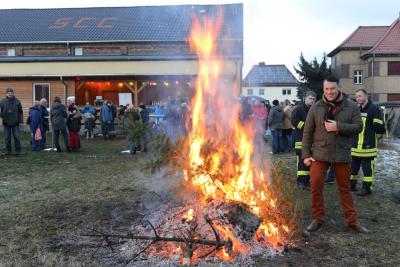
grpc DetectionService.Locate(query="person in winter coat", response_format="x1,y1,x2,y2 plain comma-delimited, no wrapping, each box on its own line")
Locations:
39,98,49,149
302,76,368,234
50,96,69,152
282,99,294,152
124,105,142,154
109,100,117,131
268,99,284,154
66,98,81,150
82,102,96,139
0,87,23,155
291,91,316,188
350,89,386,196
101,101,114,140
29,101,43,151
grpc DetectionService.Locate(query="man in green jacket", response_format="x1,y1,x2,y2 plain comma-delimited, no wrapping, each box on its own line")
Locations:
0,87,23,155
302,76,368,233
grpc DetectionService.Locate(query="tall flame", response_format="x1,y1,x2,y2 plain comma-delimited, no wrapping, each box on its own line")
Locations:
177,11,294,255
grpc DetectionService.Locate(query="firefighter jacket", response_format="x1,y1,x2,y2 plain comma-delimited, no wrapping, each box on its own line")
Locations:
291,102,310,150
351,101,385,158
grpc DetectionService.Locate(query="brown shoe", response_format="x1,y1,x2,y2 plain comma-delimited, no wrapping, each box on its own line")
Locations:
306,219,323,232
349,224,369,234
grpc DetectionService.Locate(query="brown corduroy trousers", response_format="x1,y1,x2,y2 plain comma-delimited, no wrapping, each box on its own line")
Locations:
310,160,358,226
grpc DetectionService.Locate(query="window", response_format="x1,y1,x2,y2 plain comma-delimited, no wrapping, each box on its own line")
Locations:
282,89,291,95
388,94,400,101
33,83,50,102
259,88,264,95
7,48,15,56
388,62,400,75
353,70,363,84
247,88,253,95
74,47,83,56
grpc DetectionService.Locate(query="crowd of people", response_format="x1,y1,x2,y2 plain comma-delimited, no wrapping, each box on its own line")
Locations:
0,88,190,155
1,82,399,225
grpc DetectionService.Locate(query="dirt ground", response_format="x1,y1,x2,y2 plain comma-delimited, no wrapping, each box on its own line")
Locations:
0,134,399,266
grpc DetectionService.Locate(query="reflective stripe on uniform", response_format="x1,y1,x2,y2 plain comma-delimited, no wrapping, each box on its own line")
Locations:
297,121,304,130
295,142,302,149
357,116,367,150
351,147,377,153
373,118,383,124
297,171,310,176
350,174,358,180
351,147,378,157
351,151,377,157
364,160,375,190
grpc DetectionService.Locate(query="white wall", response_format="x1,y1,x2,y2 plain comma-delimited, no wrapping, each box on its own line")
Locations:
242,86,299,102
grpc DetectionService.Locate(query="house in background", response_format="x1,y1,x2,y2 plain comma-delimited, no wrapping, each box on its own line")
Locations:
0,4,243,121
328,17,400,102
242,62,299,103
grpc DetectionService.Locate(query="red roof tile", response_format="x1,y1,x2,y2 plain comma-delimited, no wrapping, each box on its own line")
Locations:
364,18,400,55
328,26,389,56
339,26,389,47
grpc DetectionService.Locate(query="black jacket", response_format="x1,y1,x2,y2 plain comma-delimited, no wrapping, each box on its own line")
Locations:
0,96,23,126
291,102,310,150
351,101,385,157
140,108,150,124
50,102,67,130
268,105,283,130
40,106,50,131
67,105,82,132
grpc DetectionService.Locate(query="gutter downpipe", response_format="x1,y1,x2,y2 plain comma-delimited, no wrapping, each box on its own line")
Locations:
372,53,375,100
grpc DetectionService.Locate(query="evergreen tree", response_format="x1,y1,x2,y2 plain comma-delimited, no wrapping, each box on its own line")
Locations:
294,53,331,99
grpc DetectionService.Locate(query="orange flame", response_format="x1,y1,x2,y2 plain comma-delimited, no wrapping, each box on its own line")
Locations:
175,11,292,258
182,208,194,222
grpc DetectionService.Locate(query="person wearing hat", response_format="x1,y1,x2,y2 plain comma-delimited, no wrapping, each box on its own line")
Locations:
0,87,23,155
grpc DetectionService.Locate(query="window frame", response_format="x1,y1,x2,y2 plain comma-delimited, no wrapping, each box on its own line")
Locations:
32,83,51,104
259,88,264,95
74,47,83,56
247,88,253,96
353,70,363,84
7,48,16,56
388,62,400,76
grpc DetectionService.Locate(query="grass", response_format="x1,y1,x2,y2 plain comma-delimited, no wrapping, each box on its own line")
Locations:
0,134,399,266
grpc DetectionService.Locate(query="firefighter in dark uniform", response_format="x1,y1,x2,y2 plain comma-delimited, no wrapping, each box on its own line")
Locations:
351,89,385,196
291,91,316,188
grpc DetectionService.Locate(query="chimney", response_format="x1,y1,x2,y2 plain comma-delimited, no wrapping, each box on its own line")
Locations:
258,62,266,66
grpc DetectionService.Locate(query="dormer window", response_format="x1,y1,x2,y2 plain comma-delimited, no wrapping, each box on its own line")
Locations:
7,48,15,56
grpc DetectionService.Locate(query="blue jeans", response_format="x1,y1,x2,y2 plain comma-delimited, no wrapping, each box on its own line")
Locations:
3,125,21,154
39,130,47,150
271,129,283,154
31,134,41,151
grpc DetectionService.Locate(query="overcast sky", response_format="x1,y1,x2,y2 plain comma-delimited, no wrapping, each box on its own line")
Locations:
1,0,398,77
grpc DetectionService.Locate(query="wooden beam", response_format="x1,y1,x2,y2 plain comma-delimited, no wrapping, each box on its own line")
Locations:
124,81,148,106
137,82,148,94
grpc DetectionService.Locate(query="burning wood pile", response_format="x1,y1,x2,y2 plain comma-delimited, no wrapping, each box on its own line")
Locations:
85,10,300,266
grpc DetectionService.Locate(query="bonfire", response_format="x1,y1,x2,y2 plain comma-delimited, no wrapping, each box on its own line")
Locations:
86,10,300,266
